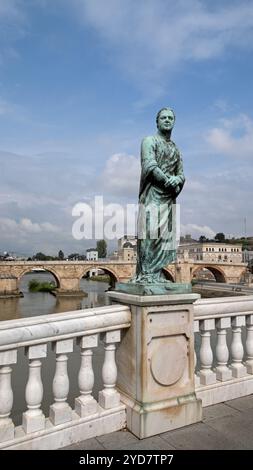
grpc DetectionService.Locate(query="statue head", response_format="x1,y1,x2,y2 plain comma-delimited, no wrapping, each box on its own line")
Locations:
156,108,175,133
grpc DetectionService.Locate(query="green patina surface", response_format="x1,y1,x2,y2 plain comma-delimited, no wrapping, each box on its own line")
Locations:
116,108,190,295
116,282,192,296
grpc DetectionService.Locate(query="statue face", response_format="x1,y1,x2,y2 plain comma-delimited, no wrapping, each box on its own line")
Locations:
157,109,175,133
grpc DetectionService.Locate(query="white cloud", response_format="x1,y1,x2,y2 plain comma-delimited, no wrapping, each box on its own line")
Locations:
69,0,253,96
0,217,60,235
206,114,253,158
100,153,140,198
181,223,215,239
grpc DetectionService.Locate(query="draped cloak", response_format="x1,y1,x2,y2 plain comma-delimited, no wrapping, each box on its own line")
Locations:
135,133,185,283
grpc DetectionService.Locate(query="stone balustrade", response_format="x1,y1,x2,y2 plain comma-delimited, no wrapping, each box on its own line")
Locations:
194,295,253,406
0,304,131,449
2,293,253,449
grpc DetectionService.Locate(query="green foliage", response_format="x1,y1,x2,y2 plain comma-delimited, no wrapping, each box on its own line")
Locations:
96,239,107,258
214,232,226,243
32,252,57,261
28,279,56,292
28,280,40,290
68,253,80,260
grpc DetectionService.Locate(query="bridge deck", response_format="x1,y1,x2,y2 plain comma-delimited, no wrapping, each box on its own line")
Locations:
63,395,253,450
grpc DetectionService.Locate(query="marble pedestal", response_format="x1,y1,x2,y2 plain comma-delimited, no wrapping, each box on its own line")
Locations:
107,291,202,439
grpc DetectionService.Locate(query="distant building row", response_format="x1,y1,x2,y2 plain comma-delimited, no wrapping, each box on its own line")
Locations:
111,236,243,264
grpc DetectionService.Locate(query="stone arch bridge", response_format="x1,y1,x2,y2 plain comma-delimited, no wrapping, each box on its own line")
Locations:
0,260,247,297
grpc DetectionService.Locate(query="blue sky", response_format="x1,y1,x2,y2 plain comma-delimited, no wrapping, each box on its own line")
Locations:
0,0,253,255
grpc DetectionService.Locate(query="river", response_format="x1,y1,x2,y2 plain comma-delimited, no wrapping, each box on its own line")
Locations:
0,272,110,321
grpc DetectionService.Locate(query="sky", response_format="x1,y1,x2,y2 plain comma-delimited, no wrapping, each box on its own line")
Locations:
0,0,253,256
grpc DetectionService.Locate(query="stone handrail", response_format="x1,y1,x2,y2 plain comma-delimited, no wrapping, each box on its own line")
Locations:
0,304,131,450
194,295,253,320
193,295,253,407
0,304,131,350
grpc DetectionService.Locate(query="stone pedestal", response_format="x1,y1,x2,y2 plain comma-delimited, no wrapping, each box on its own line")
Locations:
107,291,202,439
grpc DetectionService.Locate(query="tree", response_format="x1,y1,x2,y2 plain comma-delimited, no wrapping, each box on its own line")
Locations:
214,233,225,243
199,235,207,243
58,250,64,260
68,253,80,260
96,239,107,258
33,252,47,261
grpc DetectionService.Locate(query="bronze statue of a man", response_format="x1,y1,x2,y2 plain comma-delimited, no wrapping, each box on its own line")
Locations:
134,107,185,285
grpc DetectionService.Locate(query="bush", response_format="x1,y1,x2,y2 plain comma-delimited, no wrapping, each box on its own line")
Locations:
28,279,56,292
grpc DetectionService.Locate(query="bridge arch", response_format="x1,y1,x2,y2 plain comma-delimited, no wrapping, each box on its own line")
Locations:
18,268,61,288
162,268,175,282
191,265,226,283
80,266,119,288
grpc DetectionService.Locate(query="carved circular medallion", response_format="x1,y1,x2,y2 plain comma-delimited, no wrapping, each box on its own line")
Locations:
150,338,187,386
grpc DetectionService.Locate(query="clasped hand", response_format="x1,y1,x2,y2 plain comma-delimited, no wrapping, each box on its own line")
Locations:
164,176,178,189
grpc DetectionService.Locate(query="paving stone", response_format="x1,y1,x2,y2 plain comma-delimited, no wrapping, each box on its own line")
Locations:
62,438,104,450
62,443,82,450
75,438,105,450
226,395,253,412
96,430,139,450
123,435,176,450
202,403,239,422
159,422,244,450
61,396,253,451
206,413,253,449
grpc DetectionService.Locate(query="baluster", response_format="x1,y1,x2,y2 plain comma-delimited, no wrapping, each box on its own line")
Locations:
99,330,121,409
50,339,73,425
75,334,98,417
194,320,200,387
199,319,216,385
215,317,232,381
230,316,247,378
0,350,17,443
246,315,253,374
22,344,47,434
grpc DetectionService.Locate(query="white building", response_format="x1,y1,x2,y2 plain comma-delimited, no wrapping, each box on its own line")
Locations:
86,249,98,261
177,242,243,263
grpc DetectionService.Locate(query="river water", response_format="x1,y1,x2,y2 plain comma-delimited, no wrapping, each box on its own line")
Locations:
0,272,110,425
0,272,110,321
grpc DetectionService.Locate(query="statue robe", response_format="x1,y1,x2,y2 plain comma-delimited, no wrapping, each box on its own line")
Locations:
135,133,185,283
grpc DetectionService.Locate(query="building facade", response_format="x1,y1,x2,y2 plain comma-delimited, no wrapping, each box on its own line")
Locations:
86,249,98,261
117,236,137,262
177,242,242,263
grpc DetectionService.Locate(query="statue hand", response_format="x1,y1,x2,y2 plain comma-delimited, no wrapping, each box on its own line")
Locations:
166,176,178,189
